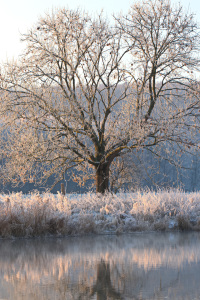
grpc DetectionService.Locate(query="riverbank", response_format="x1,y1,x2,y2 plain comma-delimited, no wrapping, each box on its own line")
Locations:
0,190,200,237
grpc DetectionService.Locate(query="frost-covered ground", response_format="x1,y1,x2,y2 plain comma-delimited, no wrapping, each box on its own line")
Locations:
0,190,200,237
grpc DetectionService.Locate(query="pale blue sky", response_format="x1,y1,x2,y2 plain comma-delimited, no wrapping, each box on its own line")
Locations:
0,0,200,62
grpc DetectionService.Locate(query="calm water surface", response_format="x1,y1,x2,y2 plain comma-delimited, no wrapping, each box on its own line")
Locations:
0,232,200,299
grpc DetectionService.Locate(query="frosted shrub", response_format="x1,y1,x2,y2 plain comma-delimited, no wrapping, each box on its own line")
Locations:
0,190,200,238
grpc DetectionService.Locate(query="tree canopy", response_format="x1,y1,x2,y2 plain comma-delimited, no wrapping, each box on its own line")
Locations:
0,0,200,193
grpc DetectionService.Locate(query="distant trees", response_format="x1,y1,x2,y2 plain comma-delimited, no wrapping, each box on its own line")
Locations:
0,0,200,193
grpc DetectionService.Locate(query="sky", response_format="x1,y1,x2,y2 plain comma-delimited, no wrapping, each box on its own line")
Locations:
0,0,200,62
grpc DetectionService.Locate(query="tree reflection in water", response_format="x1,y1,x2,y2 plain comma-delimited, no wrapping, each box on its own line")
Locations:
0,233,200,299
91,260,122,299
56,259,124,299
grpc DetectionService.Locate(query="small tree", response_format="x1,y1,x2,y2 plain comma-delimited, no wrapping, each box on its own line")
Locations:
0,0,200,193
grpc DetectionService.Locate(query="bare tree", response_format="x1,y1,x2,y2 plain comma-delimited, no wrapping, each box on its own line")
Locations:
0,9,132,193
0,0,200,193
109,153,143,193
114,0,200,185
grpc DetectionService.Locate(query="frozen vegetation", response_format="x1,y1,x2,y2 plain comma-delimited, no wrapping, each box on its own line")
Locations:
0,190,200,238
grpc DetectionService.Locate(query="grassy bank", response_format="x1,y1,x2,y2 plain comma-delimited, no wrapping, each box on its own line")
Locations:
0,190,200,238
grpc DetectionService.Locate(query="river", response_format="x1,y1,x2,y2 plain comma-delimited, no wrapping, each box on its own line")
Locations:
0,232,200,299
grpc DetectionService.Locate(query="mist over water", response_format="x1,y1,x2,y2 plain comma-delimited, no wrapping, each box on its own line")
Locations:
0,232,200,299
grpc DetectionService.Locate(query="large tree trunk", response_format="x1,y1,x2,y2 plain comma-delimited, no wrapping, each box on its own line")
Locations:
95,162,110,194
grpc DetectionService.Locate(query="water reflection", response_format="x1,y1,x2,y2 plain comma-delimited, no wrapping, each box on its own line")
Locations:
0,232,200,299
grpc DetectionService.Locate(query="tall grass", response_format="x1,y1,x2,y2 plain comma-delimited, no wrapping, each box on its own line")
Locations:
0,189,200,237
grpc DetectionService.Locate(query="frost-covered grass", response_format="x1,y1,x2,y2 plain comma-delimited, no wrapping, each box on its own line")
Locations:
0,190,200,238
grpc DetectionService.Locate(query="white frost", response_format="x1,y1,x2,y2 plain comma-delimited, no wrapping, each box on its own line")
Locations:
0,189,199,237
